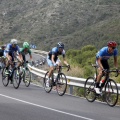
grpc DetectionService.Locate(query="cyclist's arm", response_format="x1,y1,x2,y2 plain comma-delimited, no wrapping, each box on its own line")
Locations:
114,56,118,69
62,50,69,66
51,54,56,65
17,46,23,62
29,49,32,59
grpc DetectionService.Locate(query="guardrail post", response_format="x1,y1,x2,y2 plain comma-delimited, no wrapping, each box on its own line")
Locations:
69,85,73,95
31,73,35,81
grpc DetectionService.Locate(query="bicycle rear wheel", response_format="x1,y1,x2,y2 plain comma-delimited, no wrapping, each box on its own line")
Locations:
105,79,118,107
2,68,9,87
56,73,67,96
84,77,96,102
24,68,31,87
12,68,21,89
44,71,53,93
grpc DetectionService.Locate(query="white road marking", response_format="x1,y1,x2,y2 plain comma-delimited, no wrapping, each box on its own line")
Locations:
0,93,94,120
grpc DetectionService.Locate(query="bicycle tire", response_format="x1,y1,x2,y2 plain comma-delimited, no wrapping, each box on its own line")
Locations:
56,73,67,96
24,68,31,87
84,77,96,102
105,79,118,107
12,68,21,89
2,68,9,87
44,71,53,93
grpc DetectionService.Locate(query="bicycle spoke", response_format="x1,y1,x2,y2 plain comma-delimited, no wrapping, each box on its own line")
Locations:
44,71,53,93
105,79,118,107
56,73,67,96
2,68,9,87
84,77,96,102
12,69,21,89
24,69,31,87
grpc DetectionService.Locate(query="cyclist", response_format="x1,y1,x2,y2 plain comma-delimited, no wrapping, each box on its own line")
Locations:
46,42,70,87
95,41,118,94
0,44,6,57
20,42,32,64
0,44,6,69
4,39,23,74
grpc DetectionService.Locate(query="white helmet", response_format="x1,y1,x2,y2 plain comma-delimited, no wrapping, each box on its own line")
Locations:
11,39,18,44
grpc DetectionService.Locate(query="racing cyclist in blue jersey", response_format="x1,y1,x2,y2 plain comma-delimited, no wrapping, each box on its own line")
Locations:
95,41,118,94
4,39,23,74
46,42,70,87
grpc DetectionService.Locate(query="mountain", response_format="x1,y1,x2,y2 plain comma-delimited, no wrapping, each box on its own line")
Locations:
0,0,120,50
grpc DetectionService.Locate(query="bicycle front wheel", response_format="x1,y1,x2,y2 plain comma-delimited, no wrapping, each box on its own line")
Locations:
24,68,31,87
56,73,67,96
2,68,9,87
44,71,53,93
105,79,118,107
84,77,96,102
12,69,21,89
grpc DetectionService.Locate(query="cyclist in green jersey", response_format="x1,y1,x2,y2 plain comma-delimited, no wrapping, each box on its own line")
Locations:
20,42,32,63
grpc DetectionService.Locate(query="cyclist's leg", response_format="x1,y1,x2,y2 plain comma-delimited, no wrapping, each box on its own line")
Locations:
46,56,54,87
95,60,104,94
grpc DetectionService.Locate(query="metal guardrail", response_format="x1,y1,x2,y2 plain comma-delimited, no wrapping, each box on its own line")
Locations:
28,64,120,94
30,49,120,94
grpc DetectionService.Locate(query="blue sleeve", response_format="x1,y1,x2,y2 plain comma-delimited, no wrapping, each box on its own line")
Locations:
17,45,20,53
5,44,10,53
51,47,58,55
114,49,118,56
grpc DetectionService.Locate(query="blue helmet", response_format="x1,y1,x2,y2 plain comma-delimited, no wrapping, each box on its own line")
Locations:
57,42,64,48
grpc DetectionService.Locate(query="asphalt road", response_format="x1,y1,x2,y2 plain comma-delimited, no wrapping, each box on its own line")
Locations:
0,74,120,120
0,53,120,120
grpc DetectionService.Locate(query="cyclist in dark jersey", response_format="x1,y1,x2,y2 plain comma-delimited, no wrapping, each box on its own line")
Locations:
95,41,118,94
46,42,70,87
0,44,6,69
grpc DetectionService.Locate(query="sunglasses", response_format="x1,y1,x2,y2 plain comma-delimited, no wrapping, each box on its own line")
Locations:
112,47,116,49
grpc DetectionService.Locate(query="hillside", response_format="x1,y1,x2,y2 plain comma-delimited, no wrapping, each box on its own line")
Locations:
0,0,120,50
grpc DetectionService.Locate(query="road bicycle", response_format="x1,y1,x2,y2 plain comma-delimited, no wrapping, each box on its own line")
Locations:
19,61,32,87
0,56,6,73
44,65,70,96
2,60,21,89
84,64,119,107
2,52,23,89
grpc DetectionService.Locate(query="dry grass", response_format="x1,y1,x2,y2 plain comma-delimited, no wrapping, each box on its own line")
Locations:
63,66,84,78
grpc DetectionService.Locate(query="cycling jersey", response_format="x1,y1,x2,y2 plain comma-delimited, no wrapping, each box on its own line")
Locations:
0,49,4,57
96,47,118,60
4,43,20,57
48,47,65,62
20,48,31,55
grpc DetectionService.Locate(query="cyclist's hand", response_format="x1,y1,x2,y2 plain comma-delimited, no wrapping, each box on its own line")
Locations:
54,63,58,67
116,68,118,72
102,69,107,73
67,64,71,71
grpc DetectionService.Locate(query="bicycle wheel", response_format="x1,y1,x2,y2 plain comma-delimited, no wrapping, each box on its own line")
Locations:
84,77,96,102
2,68,9,87
44,71,53,93
12,68,21,89
24,68,31,87
105,79,118,107
56,73,67,96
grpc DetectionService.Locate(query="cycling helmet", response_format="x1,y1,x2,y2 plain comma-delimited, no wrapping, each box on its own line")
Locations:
11,39,18,44
107,41,117,47
23,42,30,49
57,42,64,48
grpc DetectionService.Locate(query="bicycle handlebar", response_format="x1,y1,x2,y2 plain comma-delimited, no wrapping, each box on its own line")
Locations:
55,65,70,72
103,69,120,77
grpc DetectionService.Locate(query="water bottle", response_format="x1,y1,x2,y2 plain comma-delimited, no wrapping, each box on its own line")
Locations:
99,79,105,87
